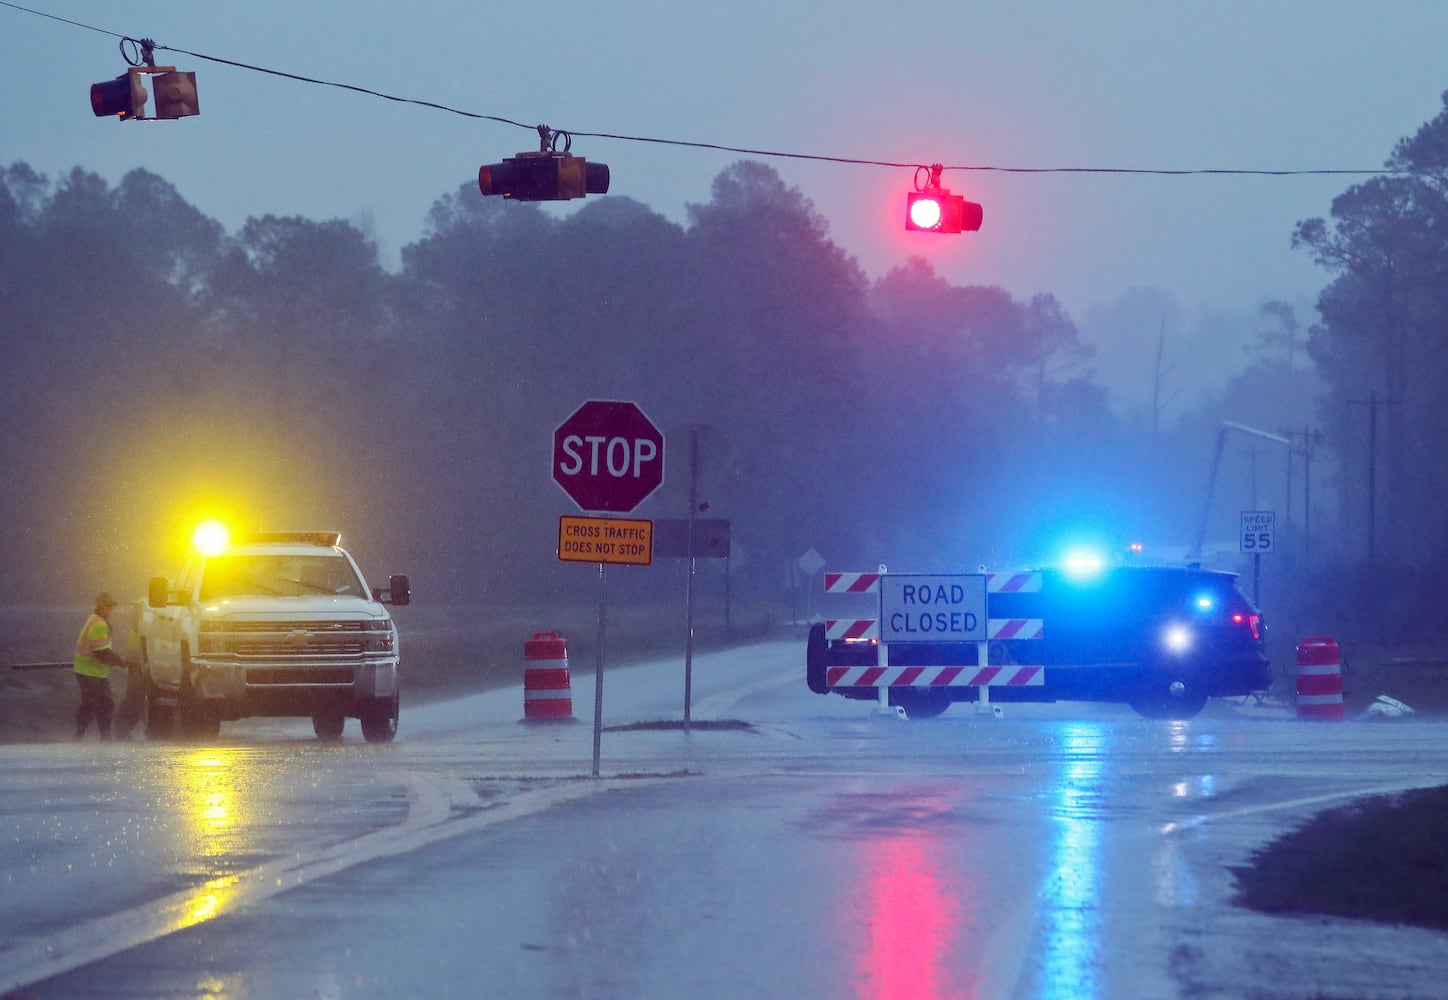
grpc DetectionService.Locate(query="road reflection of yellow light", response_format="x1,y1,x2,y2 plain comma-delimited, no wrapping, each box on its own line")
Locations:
179,748,245,860
177,875,240,930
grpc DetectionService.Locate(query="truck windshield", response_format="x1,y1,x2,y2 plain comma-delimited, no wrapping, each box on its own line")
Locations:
199,554,364,601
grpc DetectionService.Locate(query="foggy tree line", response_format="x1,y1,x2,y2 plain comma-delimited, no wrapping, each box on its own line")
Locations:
1294,90,1448,566
3,91,1447,611
0,158,1119,603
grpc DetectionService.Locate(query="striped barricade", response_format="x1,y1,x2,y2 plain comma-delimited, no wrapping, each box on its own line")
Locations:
825,664,1044,688
821,570,1045,688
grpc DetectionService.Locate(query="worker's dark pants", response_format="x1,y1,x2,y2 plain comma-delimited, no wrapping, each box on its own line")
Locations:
74,673,114,739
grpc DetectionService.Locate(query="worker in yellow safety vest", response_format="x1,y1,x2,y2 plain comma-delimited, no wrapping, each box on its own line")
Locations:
73,592,131,741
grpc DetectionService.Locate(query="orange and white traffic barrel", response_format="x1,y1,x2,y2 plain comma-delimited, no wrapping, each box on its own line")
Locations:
1296,636,1344,721
523,632,573,721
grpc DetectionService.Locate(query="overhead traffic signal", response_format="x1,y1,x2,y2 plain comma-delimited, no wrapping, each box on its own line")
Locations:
479,151,610,201
480,126,609,202
904,164,983,234
90,38,198,122
90,69,148,120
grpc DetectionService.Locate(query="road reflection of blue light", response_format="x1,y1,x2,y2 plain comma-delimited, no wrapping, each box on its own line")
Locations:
1166,720,1216,755
1156,724,1218,908
1035,722,1108,1000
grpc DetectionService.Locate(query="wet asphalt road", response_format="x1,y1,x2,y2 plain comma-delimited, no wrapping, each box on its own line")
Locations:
4,641,1448,999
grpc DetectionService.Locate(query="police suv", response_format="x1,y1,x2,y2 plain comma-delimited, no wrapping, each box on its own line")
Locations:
807,563,1270,720
142,529,409,741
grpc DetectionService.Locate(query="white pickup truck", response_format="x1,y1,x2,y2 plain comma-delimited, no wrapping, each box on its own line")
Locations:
143,530,409,742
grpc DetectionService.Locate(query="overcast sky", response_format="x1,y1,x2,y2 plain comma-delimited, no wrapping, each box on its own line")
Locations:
4,2,1447,327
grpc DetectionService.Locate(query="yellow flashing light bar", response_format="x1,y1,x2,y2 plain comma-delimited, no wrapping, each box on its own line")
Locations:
190,524,342,555
191,520,231,556
237,531,342,547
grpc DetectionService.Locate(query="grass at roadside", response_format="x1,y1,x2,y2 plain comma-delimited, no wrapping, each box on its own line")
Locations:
1234,785,1448,931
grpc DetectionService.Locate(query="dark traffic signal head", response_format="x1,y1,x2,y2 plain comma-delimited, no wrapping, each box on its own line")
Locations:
479,152,610,201
90,70,148,119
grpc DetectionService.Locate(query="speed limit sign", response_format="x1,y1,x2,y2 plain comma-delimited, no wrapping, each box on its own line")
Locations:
1240,511,1275,553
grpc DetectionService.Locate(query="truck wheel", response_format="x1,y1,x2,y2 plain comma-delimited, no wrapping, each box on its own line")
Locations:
1130,670,1208,720
312,713,345,741
178,659,221,740
889,687,951,719
144,677,176,740
361,693,399,744
179,700,221,739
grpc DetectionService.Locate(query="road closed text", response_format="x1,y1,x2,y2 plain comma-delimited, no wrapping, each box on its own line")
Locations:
879,574,988,643
557,515,653,566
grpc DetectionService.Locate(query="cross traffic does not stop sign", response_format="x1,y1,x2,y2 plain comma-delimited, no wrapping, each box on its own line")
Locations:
553,399,665,513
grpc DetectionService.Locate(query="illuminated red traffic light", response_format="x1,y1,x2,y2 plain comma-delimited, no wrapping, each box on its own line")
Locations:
905,189,983,234
908,193,945,230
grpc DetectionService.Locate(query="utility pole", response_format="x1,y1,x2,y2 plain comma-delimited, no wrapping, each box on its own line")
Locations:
1284,427,1324,565
1348,392,1401,563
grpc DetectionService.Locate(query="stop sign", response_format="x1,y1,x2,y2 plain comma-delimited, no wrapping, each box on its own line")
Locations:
553,400,665,513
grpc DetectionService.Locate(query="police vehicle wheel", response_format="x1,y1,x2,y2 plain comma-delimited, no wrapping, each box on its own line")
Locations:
312,712,345,741
361,693,399,743
889,687,951,719
1130,671,1208,720
805,624,829,695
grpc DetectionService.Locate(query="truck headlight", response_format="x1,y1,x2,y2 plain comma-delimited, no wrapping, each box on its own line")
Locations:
361,620,395,653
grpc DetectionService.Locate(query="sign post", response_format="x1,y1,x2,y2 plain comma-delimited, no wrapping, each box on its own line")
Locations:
1240,510,1275,605
553,400,665,777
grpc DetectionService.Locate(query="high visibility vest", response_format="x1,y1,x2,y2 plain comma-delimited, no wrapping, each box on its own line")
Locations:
74,613,113,679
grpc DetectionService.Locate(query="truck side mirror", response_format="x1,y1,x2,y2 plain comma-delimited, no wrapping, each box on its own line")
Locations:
148,576,171,609
374,574,411,606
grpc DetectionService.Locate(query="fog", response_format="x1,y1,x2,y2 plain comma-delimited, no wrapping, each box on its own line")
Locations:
4,91,1448,634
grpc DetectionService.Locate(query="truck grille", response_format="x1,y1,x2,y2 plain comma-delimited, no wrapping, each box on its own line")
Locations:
199,619,389,666
232,635,367,657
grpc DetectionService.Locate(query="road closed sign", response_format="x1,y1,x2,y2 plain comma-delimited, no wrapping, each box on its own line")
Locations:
879,574,987,643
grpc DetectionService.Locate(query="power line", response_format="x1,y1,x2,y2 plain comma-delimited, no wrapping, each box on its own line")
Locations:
1,0,1411,179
